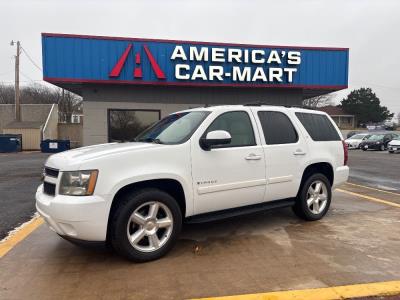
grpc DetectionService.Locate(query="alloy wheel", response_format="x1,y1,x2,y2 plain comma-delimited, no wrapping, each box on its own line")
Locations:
126,201,173,252
306,180,328,214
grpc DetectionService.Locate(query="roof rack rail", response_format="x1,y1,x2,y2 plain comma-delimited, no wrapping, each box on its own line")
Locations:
243,102,306,108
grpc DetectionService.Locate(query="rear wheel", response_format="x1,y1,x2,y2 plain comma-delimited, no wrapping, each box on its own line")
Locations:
380,144,385,151
110,188,182,262
293,173,332,221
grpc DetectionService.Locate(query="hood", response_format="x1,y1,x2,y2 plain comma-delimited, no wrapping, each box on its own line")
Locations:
346,138,362,142
45,142,163,170
389,140,400,146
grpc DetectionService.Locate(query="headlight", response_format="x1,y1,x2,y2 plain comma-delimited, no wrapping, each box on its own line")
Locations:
59,170,98,196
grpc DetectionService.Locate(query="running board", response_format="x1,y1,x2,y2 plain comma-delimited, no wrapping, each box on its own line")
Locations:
185,198,295,224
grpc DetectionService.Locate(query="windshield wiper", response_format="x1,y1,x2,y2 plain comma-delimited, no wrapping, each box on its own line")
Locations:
136,137,163,144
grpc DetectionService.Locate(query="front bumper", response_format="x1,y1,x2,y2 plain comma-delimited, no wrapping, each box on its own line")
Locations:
360,143,382,150
35,185,110,241
333,166,349,189
388,145,400,153
346,143,359,149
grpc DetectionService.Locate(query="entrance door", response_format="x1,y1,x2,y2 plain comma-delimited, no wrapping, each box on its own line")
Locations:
191,109,266,215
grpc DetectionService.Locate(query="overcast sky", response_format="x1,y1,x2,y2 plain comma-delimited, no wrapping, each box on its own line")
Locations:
0,0,399,117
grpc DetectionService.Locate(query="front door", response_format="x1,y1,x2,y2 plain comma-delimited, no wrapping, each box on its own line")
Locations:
191,110,266,215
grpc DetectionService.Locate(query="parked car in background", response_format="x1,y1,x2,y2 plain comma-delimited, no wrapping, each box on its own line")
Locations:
384,121,396,131
388,136,400,153
345,133,370,149
360,133,398,151
346,131,360,139
366,124,385,131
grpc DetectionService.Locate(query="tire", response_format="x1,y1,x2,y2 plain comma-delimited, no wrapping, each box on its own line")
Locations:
380,144,385,151
110,188,182,262
389,151,394,154
362,147,367,151
292,173,332,221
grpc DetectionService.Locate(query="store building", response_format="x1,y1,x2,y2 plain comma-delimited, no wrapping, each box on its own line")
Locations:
42,33,349,146
317,105,355,129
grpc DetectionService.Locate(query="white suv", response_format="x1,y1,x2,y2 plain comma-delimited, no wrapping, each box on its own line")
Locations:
36,105,349,261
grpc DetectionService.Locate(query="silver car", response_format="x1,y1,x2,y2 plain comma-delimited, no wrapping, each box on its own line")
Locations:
388,135,400,153
345,133,370,149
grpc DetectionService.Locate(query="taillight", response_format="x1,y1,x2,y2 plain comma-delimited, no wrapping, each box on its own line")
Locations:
342,140,348,165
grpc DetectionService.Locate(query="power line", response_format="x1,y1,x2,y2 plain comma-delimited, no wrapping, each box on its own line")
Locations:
20,46,42,72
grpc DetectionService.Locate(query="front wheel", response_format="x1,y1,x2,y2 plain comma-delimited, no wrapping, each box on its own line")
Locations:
380,144,385,151
110,188,182,262
292,173,332,221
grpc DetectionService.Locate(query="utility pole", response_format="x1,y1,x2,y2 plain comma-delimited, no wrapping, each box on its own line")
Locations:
11,40,21,121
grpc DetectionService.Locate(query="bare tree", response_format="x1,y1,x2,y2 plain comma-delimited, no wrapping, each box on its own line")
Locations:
57,90,82,123
302,94,335,108
22,84,59,104
0,83,82,123
0,84,15,104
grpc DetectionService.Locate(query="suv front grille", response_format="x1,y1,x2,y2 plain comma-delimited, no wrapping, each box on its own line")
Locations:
45,167,59,178
43,181,56,196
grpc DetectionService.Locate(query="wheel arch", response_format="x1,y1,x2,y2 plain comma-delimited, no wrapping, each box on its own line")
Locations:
106,178,188,242
298,162,334,196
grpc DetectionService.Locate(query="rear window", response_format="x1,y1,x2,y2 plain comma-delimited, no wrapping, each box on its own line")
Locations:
295,112,341,141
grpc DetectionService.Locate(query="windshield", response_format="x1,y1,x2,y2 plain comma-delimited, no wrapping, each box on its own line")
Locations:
392,136,400,141
350,134,368,140
367,134,385,141
135,111,210,144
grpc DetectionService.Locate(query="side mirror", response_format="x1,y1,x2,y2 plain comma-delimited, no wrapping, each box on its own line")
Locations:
200,130,231,150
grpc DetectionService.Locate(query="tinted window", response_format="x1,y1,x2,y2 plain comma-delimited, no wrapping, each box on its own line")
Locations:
258,111,298,144
295,112,340,141
367,134,384,141
108,109,160,142
205,111,256,147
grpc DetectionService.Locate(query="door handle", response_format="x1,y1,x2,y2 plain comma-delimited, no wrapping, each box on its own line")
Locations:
245,153,262,160
293,149,306,156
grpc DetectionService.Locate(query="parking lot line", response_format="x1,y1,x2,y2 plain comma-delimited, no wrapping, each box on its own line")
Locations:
337,188,400,208
0,216,43,258
191,280,400,300
345,182,400,196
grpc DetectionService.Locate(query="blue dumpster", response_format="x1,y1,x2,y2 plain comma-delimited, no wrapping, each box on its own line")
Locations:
40,139,70,153
0,134,22,153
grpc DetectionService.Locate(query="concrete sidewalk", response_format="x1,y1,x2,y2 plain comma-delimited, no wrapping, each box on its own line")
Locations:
1,187,400,300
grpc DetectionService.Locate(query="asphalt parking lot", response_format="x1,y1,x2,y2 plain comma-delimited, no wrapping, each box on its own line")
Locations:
347,150,400,192
0,150,400,299
0,152,50,240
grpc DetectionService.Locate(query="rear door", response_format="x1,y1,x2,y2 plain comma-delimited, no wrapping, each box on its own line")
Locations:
252,107,308,201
